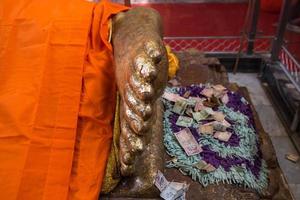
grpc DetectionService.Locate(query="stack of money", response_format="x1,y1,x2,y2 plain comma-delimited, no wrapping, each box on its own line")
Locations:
154,170,189,200
162,84,234,179
162,85,232,141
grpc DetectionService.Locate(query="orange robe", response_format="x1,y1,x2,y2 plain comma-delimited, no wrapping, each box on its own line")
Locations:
0,0,128,199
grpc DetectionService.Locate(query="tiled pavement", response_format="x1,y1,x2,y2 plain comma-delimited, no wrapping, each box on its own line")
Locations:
229,73,300,200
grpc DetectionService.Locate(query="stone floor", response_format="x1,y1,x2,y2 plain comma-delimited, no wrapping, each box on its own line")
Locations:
229,73,300,200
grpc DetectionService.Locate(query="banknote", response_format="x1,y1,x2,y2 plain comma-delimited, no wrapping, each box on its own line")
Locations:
186,97,201,106
221,93,229,104
221,119,231,127
212,87,226,98
212,84,226,91
160,182,187,200
214,131,232,142
194,160,216,172
154,170,169,192
194,160,208,170
188,97,204,102
211,121,227,131
176,116,193,127
194,101,204,112
204,164,216,172
183,91,191,98
192,110,209,122
173,100,188,115
174,128,202,156
198,124,214,135
160,183,179,200
170,182,189,191
162,91,185,102
176,192,186,200
185,107,194,117
204,107,215,115
173,182,189,200
201,88,214,98
213,112,225,122
154,171,189,200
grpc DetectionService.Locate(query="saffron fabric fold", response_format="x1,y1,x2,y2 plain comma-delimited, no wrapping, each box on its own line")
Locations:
0,0,128,199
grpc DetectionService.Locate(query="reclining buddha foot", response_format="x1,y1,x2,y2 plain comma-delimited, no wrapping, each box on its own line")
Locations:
104,101,165,198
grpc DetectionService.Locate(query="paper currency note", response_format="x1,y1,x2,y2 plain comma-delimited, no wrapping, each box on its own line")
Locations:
185,97,200,106
221,93,229,104
185,107,193,117
192,110,210,122
213,112,225,122
188,96,204,102
173,100,188,115
154,170,169,192
194,160,208,170
160,182,187,200
174,182,189,200
221,119,231,127
214,131,232,142
194,101,204,112
199,124,214,135
175,192,186,200
170,182,188,192
161,182,188,200
154,170,189,200
175,116,193,127
214,91,224,99
203,164,216,172
160,184,180,200
194,160,216,172
183,91,191,98
211,121,227,131
204,107,215,115
212,84,226,91
201,88,214,98
163,91,185,102
174,128,202,156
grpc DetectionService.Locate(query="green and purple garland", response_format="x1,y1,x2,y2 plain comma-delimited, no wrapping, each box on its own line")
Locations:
162,84,268,192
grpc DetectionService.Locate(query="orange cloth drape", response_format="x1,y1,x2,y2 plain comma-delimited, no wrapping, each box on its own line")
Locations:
0,0,128,199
